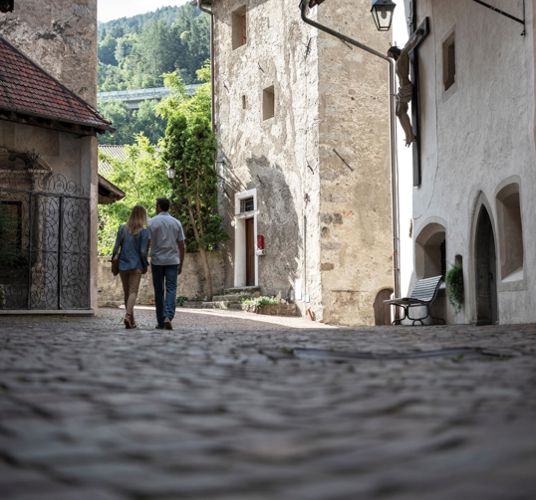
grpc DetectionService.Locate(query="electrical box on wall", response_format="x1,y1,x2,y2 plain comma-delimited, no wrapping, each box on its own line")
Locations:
256,234,265,256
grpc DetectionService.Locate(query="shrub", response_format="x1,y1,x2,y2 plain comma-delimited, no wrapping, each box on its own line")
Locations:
445,264,464,312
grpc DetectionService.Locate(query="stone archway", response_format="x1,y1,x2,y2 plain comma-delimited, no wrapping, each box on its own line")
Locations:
474,206,498,325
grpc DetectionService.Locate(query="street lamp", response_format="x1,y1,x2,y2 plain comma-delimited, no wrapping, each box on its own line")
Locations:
166,164,176,180
371,0,396,32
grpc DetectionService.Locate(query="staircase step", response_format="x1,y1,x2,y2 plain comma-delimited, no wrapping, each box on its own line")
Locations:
212,293,249,302
183,300,243,310
224,286,261,295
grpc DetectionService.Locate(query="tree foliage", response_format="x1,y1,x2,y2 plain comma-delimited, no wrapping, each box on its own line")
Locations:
98,99,166,145
161,66,226,297
98,135,169,255
97,4,210,91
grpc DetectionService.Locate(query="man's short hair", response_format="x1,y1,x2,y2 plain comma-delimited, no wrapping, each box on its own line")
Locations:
156,198,170,212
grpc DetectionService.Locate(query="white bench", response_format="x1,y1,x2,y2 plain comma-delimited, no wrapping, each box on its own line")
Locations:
384,275,445,325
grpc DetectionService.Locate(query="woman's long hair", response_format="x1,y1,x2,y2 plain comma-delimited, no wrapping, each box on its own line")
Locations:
126,205,148,235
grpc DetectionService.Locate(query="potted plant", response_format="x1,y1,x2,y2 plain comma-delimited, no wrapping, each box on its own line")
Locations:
445,263,464,312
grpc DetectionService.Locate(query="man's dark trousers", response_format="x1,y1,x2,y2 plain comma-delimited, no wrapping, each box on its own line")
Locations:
151,264,179,327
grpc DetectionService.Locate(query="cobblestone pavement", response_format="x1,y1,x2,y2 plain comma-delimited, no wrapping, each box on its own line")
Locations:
1,308,535,500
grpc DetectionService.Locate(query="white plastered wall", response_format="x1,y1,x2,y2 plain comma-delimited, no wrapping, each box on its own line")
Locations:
413,0,536,324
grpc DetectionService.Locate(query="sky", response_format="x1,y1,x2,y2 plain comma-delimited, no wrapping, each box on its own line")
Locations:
97,0,189,22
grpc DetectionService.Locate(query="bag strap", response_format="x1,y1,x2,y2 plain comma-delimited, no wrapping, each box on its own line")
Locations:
113,225,127,259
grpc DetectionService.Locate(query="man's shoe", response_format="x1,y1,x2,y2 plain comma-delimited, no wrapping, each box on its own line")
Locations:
164,318,173,330
155,324,164,330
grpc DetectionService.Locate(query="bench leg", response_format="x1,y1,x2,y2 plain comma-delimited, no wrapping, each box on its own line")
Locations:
407,305,431,326
391,304,408,325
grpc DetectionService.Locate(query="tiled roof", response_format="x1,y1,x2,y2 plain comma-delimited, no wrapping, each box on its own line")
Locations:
98,145,128,174
0,36,111,133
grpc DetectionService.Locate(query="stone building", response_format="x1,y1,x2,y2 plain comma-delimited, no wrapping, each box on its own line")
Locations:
199,0,394,326
400,0,536,324
0,1,108,312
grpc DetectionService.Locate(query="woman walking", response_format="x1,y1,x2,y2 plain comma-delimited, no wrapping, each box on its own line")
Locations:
112,205,150,329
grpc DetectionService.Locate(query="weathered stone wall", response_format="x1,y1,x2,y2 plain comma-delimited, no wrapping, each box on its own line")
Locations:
212,0,321,311
212,0,393,325
317,1,393,326
0,0,98,106
97,252,225,307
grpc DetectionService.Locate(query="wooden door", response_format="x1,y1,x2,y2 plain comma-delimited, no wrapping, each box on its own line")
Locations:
475,207,498,325
245,217,255,286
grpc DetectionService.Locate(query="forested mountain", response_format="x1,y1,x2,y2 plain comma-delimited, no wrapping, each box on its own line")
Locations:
97,4,211,145
98,4,210,91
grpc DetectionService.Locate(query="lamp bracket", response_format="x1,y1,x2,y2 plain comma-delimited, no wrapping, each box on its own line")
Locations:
472,0,526,36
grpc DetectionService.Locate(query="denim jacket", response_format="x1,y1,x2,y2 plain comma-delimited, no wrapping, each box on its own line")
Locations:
112,225,149,272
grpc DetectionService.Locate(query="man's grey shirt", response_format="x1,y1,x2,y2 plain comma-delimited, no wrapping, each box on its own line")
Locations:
148,212,185,266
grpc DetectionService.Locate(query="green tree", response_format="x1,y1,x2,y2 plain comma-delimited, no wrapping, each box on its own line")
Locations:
98,135,169,255
98,99,166,145
98,32,118,66
134,100,167,144
161,68,226,299
98,101,133,145
97,5,210,92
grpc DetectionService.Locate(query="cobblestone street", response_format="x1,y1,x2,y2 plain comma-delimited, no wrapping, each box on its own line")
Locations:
0,308,535,500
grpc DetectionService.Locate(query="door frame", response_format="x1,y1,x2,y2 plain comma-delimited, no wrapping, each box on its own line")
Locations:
234,189,258,287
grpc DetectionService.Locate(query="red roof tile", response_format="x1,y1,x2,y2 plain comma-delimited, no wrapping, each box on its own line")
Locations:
0,36,111,132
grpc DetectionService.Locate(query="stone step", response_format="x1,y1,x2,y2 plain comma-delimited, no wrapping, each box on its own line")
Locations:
183,301,243,310
212,293,251,302
182,301,299,317
223,286,261,295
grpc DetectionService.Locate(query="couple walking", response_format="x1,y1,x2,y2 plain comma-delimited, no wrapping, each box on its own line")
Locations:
112,198,185,330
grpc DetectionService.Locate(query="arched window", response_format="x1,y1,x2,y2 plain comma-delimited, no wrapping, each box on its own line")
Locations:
496,183,524,280
415,223,446,279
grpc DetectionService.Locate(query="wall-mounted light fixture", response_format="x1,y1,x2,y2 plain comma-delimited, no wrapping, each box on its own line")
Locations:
166,165,176,180
370,0,396,32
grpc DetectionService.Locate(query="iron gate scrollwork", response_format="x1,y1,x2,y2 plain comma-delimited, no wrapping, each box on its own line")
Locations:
0,173,90,310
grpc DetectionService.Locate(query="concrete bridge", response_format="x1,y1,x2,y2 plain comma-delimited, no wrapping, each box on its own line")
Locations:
98,85,200,110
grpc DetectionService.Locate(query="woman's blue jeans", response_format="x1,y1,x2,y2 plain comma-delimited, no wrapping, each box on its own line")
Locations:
151,264,178,327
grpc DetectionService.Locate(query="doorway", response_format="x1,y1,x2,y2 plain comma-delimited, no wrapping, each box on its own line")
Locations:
245,217,255,286
475,206,498,324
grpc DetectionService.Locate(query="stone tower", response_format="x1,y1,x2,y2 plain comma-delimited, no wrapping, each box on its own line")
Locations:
204,0,394,325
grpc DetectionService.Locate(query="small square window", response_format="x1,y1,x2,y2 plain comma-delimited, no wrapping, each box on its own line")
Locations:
262,86,275,120
443,32,456,91
232,6,247,50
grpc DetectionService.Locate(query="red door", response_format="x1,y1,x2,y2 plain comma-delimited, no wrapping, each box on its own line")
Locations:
245,218,255,286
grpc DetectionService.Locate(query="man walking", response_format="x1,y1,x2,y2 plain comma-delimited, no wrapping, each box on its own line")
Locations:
149,198,185,330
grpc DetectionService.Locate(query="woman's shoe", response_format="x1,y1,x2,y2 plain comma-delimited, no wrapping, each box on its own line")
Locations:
124,314,134,329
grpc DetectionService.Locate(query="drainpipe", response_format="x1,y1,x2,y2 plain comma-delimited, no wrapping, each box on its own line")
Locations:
299,1,400,298
197,0,216,128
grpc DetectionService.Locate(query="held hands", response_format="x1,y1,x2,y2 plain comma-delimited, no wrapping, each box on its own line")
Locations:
141,267,148,275
178,265,183,276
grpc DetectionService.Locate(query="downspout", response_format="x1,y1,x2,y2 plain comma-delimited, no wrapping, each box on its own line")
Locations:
197,0,216,128
299,1,400,298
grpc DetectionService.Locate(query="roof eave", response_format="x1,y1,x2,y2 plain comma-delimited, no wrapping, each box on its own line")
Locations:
0,109,112,136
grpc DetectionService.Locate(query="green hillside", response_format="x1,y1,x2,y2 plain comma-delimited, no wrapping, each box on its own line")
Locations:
98,3,210,91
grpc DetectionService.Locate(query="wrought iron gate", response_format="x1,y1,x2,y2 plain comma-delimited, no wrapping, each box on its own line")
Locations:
0,174,90,310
